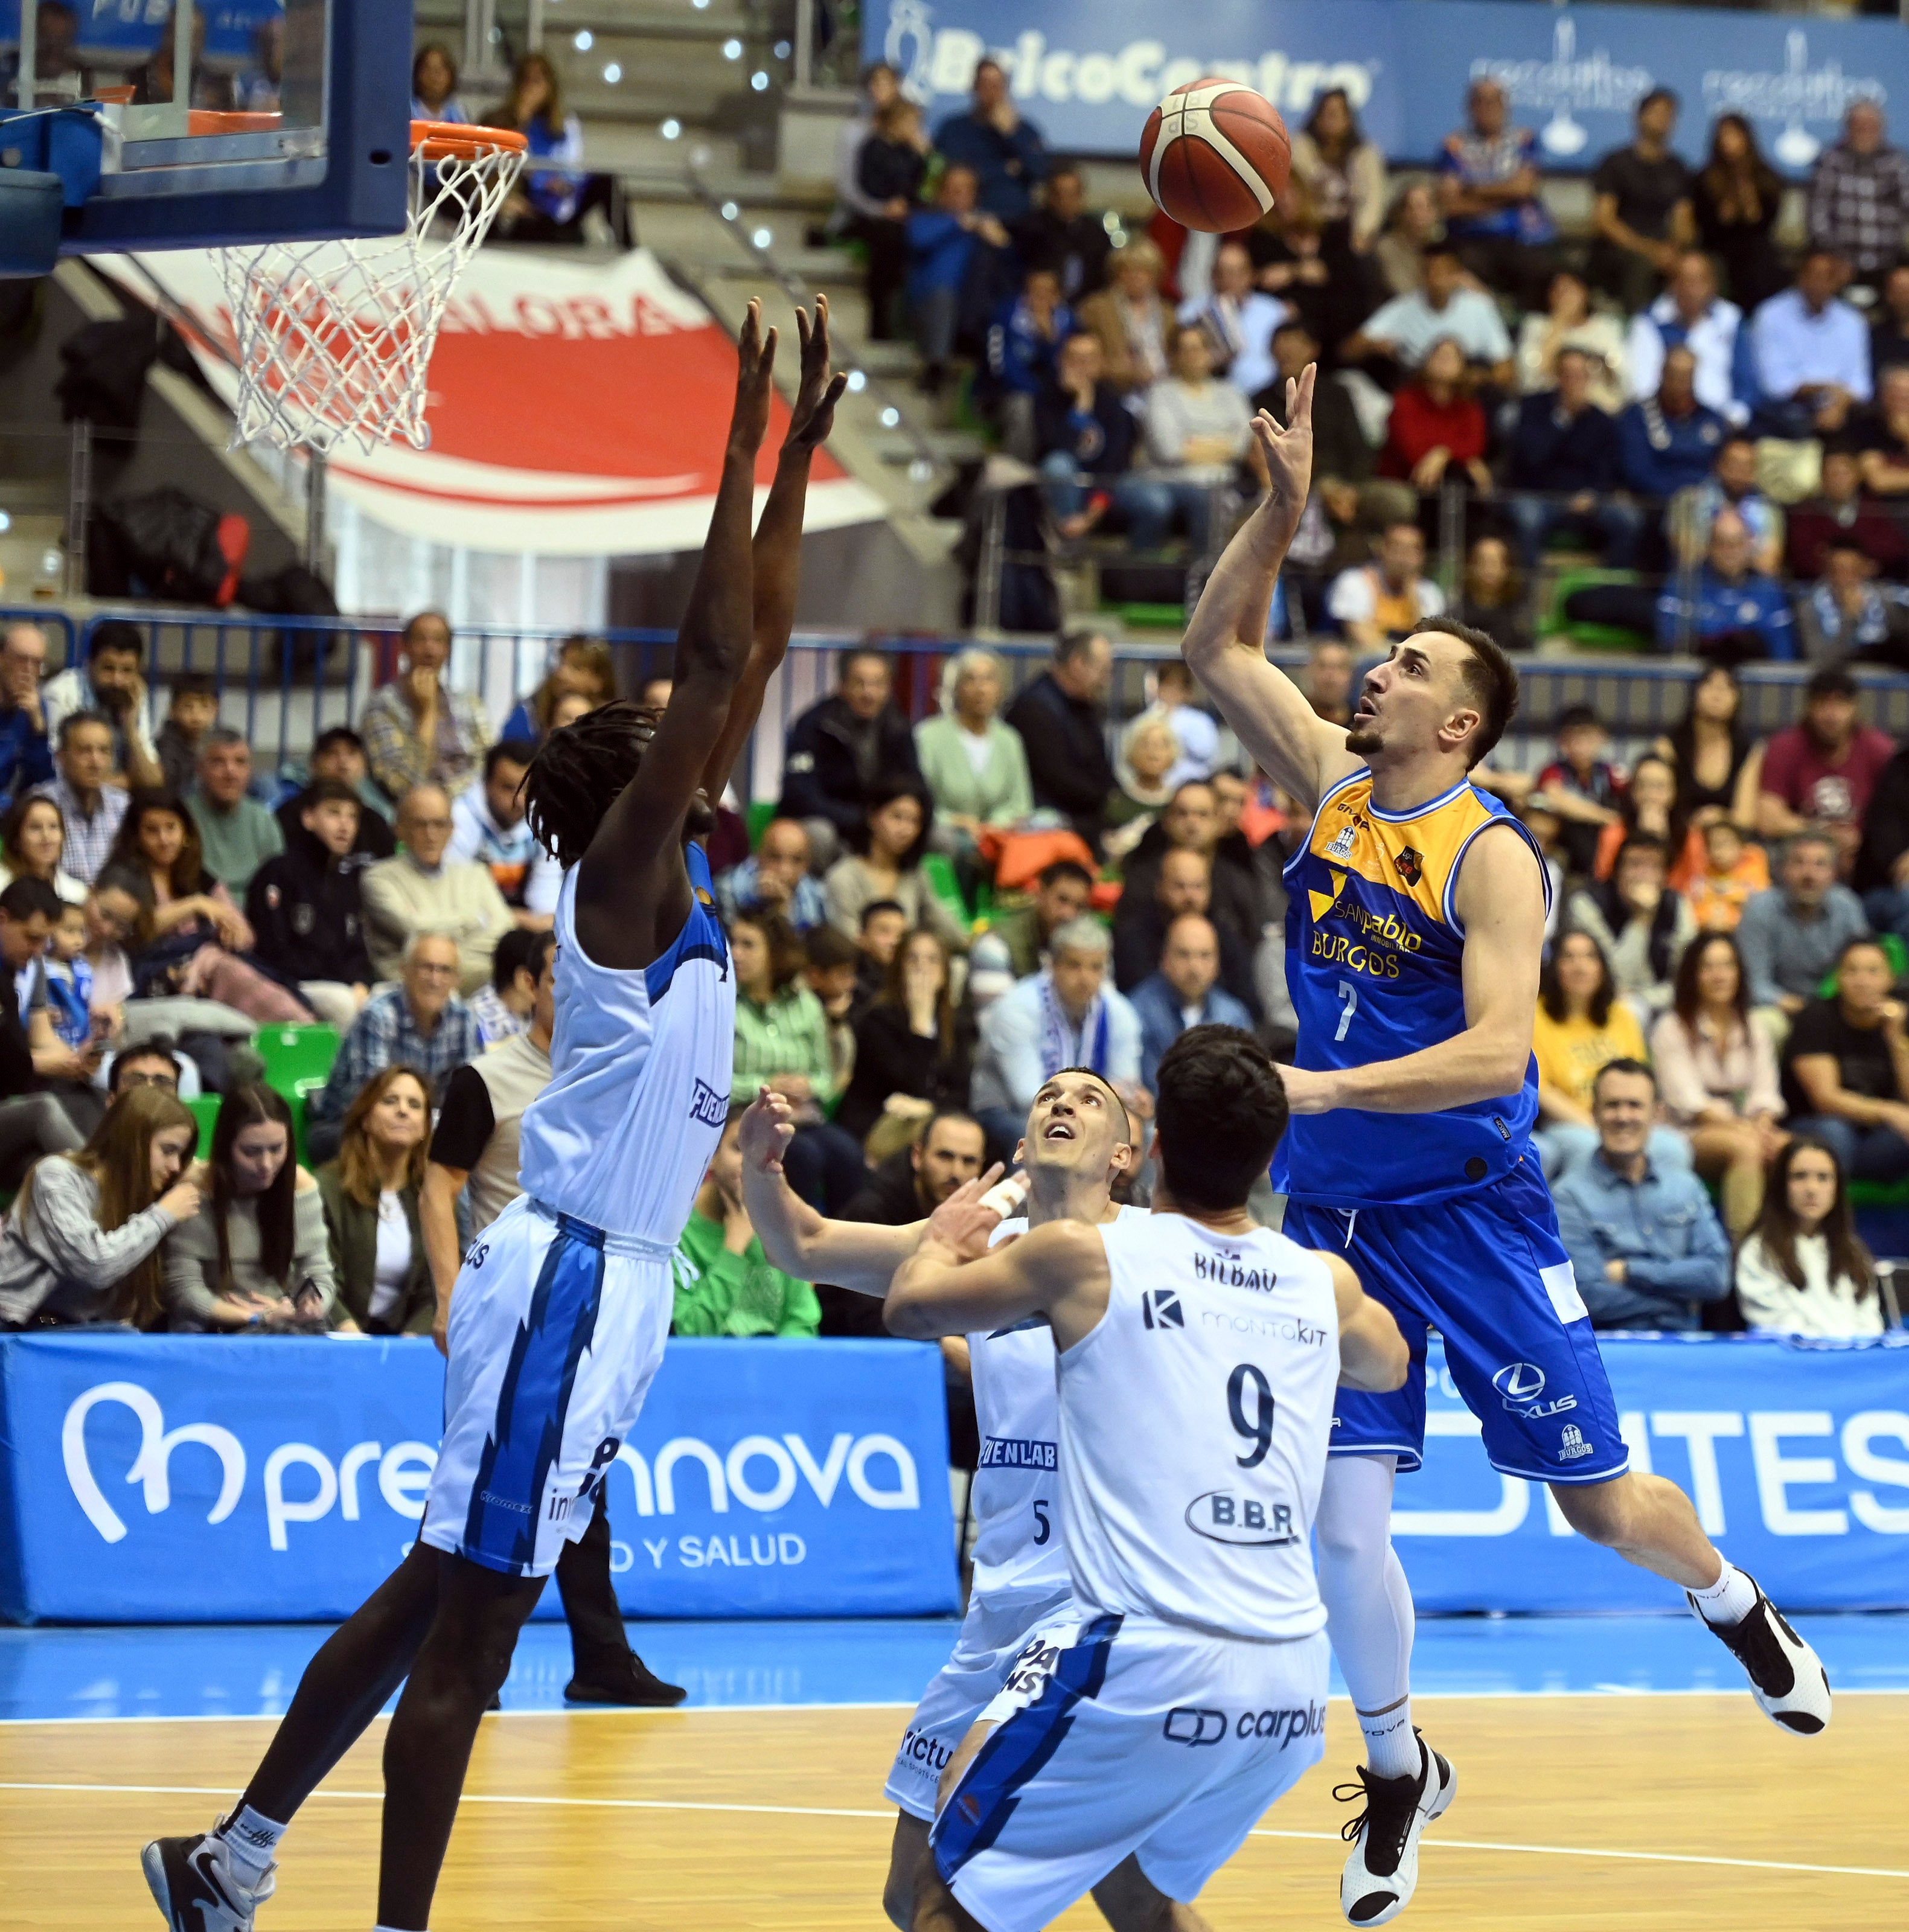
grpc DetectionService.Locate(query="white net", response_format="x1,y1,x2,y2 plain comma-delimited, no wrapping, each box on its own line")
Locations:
215,126,526,456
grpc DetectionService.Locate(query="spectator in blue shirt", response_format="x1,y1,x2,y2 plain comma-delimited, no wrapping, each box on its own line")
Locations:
0,623,52,811
1655,507,1797,661
1552,1058,1733,1331
1035,331,1181,547
1626,251,1760,428
935,57,1046,222
1436,76,1556,308
1505,346,1638,568
1617,345,1728,499
1130,914,1254,1094
1751,248,1872,441
907,164,1011,392
715,817,827,934
983,264,1071,459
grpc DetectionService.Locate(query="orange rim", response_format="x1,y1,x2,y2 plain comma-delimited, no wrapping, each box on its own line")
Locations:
411,119,529,161
186,109,283,135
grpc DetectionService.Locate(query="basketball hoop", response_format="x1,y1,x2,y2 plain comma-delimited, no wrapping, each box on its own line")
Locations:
214,119,527,456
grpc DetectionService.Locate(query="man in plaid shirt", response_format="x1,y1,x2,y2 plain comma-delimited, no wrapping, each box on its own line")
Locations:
1809,101,1909,287
305,930,479,1163
31,711,127,886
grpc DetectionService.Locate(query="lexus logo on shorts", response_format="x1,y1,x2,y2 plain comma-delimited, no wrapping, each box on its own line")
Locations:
1493,1362,1546,1404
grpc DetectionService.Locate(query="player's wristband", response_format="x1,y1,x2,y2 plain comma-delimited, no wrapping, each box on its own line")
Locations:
977,1172,1029,1219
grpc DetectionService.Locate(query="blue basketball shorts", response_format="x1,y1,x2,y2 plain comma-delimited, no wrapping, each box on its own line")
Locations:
421,1194,674,1577
1282,1158,1629,1485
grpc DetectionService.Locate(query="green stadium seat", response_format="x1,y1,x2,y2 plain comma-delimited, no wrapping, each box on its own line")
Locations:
1849,1177,1909,1209
746,799,778,849
1817,930,1909,999
1545,568,1651,654
255,1023,339,1096
185,1092,222,1150
921,851,972,927
292,1078,327,1170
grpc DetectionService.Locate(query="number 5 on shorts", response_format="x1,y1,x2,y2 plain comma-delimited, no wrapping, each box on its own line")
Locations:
1335,979,1358,1041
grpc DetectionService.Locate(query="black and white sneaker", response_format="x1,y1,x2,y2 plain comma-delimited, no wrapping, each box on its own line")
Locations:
142,1828,276,1932
1689,1575,1832,1735
1335,1734,1456,1925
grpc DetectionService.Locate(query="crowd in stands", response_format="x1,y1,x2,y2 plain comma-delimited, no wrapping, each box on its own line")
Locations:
837,62,1909,662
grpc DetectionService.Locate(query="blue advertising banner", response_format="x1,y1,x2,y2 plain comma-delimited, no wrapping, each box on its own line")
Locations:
0,1334,959,1624
0,1,278,65
1399,1333,1909,1613
865,0,1909,178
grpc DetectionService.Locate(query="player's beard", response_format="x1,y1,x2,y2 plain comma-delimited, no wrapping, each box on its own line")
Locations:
1345,727,1384,755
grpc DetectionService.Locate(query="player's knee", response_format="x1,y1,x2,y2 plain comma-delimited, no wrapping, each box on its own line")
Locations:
1550,1473,1631,1547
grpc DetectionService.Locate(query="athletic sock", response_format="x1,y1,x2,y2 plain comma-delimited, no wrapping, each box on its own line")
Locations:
1688,1559,1759,1628
216,1805,286,1883
1357,1698,1419,1780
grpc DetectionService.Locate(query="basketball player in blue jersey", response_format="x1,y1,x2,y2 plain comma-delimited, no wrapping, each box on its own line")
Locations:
1180,368,1831,1927
883,1028,1409,1932
142,299,847,1932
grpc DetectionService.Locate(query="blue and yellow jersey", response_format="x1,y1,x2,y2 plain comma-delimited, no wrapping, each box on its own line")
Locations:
1276,767,1550,1208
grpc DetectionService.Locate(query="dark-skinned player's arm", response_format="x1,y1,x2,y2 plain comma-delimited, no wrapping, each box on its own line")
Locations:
700,296,849,801
1178,365,1361,817
886,1194,1110,1351
1279,821,1546,1118
737,1092,1002,1295
571,301,777,968
1321,1251,1410,1392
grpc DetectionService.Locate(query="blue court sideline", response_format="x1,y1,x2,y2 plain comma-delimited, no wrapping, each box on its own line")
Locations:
2,1614,1907,1724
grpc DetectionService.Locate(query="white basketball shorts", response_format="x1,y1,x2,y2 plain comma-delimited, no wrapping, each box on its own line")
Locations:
884,1588,1075,1822
420,1194,674,1579
931,1610,1331,1932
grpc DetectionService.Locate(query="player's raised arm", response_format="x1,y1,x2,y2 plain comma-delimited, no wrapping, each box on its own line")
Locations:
885,1206,1108,1343
565,302,776,955
1179,365,1360,814
738,1092,1002,1295
1284,820,1547,1118
700,297,849,800
1322,1252,1410,1392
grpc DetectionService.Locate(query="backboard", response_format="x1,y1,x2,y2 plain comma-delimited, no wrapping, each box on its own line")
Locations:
0,0,408,258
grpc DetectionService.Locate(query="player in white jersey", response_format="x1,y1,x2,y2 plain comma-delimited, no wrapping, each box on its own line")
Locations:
883,1026,1408,1932
143,301,848,1932
740,1073,1154,1932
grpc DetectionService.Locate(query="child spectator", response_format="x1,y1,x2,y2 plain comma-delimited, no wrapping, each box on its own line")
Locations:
1567,833,1697,1015
804,924,861,1092
245,778,373,1028
1592,752,1703,888
279,726,395,859
853,899,907,1013
1532,703,1625,877
155,673,218,796
161,1084,336,1332
448,738,552,922
1736,1135,1884,1337
40,900,94,1051
468,926,544,1049
1686,819,1770,932
671,1108,820,1338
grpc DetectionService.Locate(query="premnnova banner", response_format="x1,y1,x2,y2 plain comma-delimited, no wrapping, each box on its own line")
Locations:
0,1335,959,1624
864,0,1909,178
1401,1332,1909,1613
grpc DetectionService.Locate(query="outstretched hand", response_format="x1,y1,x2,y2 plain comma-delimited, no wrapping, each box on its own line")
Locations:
729,300,778,458
922,1172,1009,1262
783,293,849,454
1247,361,1316,554
738,1090,798,1173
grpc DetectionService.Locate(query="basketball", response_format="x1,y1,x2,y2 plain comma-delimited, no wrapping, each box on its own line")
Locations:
1138,79,1291,233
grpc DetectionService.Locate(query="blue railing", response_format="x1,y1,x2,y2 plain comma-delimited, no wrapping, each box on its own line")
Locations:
8,601,1908,799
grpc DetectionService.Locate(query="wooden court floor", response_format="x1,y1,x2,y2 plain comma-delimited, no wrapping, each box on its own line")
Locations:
3,1694,1903,1932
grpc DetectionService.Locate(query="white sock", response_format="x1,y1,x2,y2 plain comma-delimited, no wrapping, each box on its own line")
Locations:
1357,1697,1420,1780
1688,1558,1758,1627
217,1805,286,1882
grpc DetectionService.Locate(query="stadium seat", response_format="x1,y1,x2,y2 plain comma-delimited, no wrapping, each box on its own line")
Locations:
185,1093,222,1150
1546,568,1651,653
921,851,972,926
255,1023,340,1095
746,799,778,849
1817,933,1909,998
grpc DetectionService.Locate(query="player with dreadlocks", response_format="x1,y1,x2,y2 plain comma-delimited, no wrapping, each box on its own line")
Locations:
142,297,846,1932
